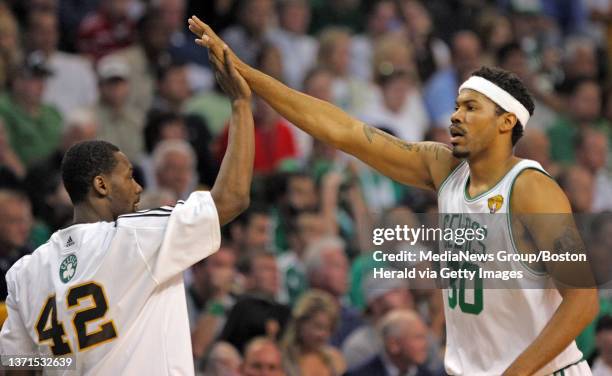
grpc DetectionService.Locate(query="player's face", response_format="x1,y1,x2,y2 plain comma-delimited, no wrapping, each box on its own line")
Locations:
450,89,501,159
107,152,142,217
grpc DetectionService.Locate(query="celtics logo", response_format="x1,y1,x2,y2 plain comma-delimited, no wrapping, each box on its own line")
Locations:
59,254,78,283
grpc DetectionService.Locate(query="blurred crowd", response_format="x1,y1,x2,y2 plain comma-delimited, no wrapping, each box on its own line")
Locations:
0,0,612,375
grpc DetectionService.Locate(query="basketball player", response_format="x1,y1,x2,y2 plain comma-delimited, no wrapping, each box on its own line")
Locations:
0,50,254,374
188,16,598,375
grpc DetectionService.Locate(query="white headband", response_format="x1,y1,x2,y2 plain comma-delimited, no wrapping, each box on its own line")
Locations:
458,76,530,127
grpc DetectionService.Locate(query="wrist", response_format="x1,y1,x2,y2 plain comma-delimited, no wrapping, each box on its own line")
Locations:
231,98,251,107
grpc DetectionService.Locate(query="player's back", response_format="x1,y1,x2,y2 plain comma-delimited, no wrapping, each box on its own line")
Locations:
1,192,221,375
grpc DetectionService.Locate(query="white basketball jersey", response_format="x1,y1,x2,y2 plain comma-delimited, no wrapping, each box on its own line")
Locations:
0,191,221,375
438,159,586,376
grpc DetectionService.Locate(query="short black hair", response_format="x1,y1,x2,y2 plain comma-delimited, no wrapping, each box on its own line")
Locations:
61,141,120,204
470,66,534,146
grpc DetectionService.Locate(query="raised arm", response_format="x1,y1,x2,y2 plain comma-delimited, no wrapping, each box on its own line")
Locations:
209,49,255,225
188,16,458,191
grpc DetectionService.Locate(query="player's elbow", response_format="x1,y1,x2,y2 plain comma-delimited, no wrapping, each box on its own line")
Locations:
218,196,250,226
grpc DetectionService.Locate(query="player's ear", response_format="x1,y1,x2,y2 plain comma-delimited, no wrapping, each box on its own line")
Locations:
498,112,517,133
92,175,110,197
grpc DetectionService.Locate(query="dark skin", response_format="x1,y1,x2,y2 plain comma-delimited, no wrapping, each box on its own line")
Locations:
73,48,254,226
188,16,598,376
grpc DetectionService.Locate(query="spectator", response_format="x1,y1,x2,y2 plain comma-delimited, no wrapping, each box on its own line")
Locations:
155,0,209,68
557,165,595,213
575,128,612,211
76,0,137,60
220,251,291,353
343,276,414,370
151,139,197,201
242,337,285,376
57,0,99,51
216,96,298,175
0,119,24,179
0,189,33,300
107,8,173,116
317,27,372,113
423,30,482,127
398,0,450,83
558,36,600,92
359,68,429,143
309,0,365,34
281,290,346,376
24,108,97,232
0,6,21,91
548,78,609,163
278,208,327,305
497,42,561,127
149,60,218,186
221,0,275,66
345,309,432,376
0,52,62,167
188,244,238,366
304,236,363,347
268,0,318,89
202,341,242,376
593,315,612,376
92,55,145,163
270,171,319,251
26,10,98,118
514,128,561,178
227,205,273,256
350,0,401,82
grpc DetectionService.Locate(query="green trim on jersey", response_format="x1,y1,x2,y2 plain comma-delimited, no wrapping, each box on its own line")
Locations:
437,160,466,197
463,168,515,202
506,167,554,277
552,359,585,376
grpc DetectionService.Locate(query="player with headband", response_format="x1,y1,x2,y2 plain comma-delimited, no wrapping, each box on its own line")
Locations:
189,16,597,376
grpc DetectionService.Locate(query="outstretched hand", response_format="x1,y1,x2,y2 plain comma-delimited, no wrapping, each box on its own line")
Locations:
188,16,240,72
188,15,249,100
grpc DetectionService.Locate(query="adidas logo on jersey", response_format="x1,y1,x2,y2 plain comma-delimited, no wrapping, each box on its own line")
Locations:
65,236,75,247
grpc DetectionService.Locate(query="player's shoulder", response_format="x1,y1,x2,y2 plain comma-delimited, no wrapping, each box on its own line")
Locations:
427,142,462,191
511,164,571,214
4,240,54,287
116,203,183,228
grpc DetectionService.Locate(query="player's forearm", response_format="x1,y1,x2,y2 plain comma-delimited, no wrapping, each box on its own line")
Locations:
503,288,598,375
235,62,360,151
210,99,254,225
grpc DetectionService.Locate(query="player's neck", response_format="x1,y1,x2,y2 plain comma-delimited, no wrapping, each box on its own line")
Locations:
72,203,114,225
467,147,517,194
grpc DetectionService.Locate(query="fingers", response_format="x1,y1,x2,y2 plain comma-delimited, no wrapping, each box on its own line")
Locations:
223,48,234,75
194,35,210,48
191,16,217,39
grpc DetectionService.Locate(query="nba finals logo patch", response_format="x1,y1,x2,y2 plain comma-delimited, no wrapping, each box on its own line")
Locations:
487,195,503,214
59,254,78,283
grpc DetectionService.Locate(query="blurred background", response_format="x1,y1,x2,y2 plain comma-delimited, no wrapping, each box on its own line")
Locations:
0,0,611,375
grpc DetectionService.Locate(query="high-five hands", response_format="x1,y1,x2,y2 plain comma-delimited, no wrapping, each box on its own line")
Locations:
187,16,249,101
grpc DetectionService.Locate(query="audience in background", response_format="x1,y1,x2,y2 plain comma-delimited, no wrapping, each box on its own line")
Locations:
0,2,609,375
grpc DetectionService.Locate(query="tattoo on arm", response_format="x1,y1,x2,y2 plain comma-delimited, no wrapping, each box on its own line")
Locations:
362,124,445,160
553,227,583,252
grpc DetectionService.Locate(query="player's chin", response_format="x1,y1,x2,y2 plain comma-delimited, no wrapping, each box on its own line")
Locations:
451,145,470,159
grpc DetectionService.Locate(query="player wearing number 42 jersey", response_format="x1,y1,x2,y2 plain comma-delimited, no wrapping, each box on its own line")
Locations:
0,49,254,375
187,15,600,376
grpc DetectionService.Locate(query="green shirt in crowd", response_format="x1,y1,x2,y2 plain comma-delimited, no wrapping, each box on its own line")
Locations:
0,94,62,166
